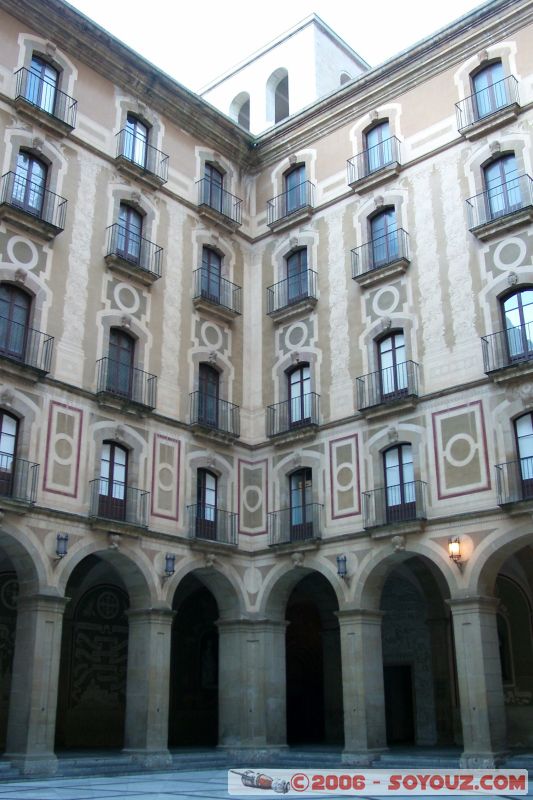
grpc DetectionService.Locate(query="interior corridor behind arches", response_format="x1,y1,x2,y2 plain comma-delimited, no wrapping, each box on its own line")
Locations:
286,572,343,746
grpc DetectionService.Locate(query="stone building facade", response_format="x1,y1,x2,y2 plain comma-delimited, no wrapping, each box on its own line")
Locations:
0,0,531,777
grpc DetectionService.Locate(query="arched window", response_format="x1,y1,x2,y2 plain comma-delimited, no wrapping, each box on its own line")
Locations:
198,363,220,428
472,61,507,119
365,120,392,173
0,284,31,362
288,363,311,427
0,412,19,498
107,328,135,398
383,444,415,522
25,55,58,115
124,114,148,167
370,208,398,267
201,247,222,304
275,74,289,123
196,468,217,540
98,441,128,521
286,248,308,304
230,92,251,131
484,154,521,220
289,467,312,540
501,288,533,362
12,151,47,217
514,413,533,500
117,203,143,263
203,163,224,213
379,331,407,399
284,164,306,215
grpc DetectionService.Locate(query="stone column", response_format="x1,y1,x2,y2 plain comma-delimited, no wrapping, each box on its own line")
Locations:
218,618,288,757
4,592,68,775
337,609,387,765
449,596,506,767
123,608,174,768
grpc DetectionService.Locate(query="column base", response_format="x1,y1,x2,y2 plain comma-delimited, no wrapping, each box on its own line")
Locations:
342,748,385,766
122,749,172,769
218,745,289,764
4,752,58,776
460,751,507,768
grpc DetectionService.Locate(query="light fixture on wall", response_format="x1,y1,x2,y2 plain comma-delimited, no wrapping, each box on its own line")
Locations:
164,553,176,577
448,537,463,570
336,554,348,580
55,533,69,559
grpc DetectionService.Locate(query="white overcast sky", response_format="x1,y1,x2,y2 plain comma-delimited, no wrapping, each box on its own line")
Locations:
65,0,488,93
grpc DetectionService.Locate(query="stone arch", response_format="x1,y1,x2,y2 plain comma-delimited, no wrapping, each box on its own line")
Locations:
470,524,533,596
259,559,343,620
164,560,245,621
0,522,47,595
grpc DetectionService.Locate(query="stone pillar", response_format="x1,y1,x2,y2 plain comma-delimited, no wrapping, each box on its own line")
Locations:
337,609,387,765
123,608,174,768
4,593,68,775
449,596,506,767
427,615,455,744
218,618,287,757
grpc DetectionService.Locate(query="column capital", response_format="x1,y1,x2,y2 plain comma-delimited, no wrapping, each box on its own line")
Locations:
216,616,288,632
336,608,384,625
16,592,69,614
447,595,500,614
126,606,175,623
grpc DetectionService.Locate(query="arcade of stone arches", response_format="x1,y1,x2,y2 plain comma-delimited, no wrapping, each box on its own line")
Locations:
0,523,531,774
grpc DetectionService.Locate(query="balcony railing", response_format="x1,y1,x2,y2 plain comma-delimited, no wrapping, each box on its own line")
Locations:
190,392,240,437
89,478,149,527
192,268,241,314
187,504,238,545
496,458,533,506
115,129,169,184
196,179,242,226
266,394,320,438
268,503,323,546
0,453,39,505
14,67,78,129
363,481,427,529
106,224,163,279
267,181,315,226
357,361,419,410
481,323,533,373
456,76,519,132
352,228,410,278
0,172,67,231
466,174,533,230
0,314,53,374
347,136,401,185
96,358,157,410
267,269,318,315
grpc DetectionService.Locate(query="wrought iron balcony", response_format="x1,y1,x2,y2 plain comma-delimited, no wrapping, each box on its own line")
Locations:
96,358,157,410
0,453,39,505
481,323,533,374
466,174,533,231
0,314,53,375
267,181,315,226
267,269,317,315
192,268,241,315
456,76,519,133
362,481,427,529
347,136,401,186
351,228,410,280
105,224,163,281
89,478,149,528
187,504,238,545
196,179,242,226
357,361,419,410
0,172,67,234
268,503,323,546
14,67,77,130
189,391,240,438
266,394,320,438
115,129,169,185
496,458,533,506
